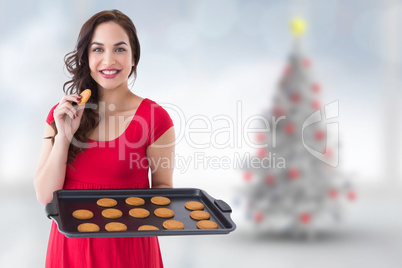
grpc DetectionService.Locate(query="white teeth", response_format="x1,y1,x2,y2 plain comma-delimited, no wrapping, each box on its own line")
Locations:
101,70,118,75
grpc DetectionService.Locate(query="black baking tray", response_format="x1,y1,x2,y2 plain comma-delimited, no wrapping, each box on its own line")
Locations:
45,188,236,238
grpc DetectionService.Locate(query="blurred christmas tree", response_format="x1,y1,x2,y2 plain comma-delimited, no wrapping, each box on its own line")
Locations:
242,18,356,238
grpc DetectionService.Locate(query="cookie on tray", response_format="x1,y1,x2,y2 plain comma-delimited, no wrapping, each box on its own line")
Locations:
77,223,100,232
97,198,117,208
190,210,210,221
129,208,150,219
163,220,184,230
101,208,123,219
138,225,159,231
105,222,127,232
197,220,218,229
72,209,94,220
154,208,175,218
185,201,204,211
125,197,145,206
150,196,171,206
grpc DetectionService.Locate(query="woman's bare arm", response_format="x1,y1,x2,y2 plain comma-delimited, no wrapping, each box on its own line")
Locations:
34,125,70,205
34,94,84,205
147,127,175,189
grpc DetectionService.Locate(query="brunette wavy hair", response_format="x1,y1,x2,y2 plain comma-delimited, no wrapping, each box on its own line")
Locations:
48,9,141,165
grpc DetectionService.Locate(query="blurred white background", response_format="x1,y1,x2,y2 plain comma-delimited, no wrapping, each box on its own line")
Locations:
0,0,401,267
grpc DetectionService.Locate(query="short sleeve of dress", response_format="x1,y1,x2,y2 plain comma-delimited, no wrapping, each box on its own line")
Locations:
146,100,174,146
46,103,59,125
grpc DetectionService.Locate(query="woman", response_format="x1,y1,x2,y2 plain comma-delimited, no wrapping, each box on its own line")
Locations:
34,10,175,268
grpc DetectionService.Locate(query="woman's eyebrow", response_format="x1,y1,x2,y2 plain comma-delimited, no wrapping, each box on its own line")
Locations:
114,41,128,46
91,42,103,46
90,41,128,46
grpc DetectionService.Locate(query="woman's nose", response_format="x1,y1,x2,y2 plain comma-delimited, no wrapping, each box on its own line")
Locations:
103,51,115,66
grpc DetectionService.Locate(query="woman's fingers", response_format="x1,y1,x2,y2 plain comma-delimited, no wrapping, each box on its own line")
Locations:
66,108,76,121
54,102,78,120
59,94,82,105
75,104,85,119
56,102,77,116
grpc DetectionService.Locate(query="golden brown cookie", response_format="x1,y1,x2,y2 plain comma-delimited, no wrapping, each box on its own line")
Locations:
138,225,160,231
197,220,218,229
78,89,91,106
105,222,127,232
150,196,171,206
154,208,175,218
129,208,150,219
77,223,100,232
163,220,184,230
185,201,205,211
101,208,123,219
72,209,94,220
97,198,117,208
190,210,210,221
125,197,145,206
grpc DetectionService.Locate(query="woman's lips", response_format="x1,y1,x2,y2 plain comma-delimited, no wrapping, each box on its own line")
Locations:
99,69,121,78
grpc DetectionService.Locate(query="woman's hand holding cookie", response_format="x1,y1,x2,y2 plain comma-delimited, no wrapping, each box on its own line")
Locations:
53,94,85,142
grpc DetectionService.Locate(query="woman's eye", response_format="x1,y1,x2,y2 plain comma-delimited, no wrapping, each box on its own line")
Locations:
92,48,103,52
116,48,126,52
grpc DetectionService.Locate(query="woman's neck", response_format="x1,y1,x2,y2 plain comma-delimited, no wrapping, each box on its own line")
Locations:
97,85,135,112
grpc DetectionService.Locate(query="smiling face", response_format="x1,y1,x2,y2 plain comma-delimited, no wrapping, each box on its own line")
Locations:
88,21,134,91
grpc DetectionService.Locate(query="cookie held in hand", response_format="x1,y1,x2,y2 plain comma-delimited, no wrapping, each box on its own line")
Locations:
78,89,91,106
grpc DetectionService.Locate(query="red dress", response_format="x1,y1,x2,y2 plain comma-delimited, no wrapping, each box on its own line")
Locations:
45,98,173,268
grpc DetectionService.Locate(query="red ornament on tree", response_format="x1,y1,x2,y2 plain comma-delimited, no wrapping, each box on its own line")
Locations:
273,107,285,117
300,212,311,224
285,123,295,134
329,189,338,199
291,92,301,103
288,168,299,180
244,171,253,182
254,211,264,223
265,175,275,186
312,83,321,93
256,133,266,143
284,65,292,75
324,148,333,158
347,191,357,201
312,100,321,110
315,129,325,140
303,58,312,68
257,148,267,158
